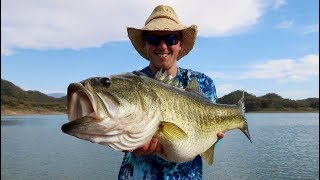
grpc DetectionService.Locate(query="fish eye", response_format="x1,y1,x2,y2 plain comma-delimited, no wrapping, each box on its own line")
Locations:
100,77,111,87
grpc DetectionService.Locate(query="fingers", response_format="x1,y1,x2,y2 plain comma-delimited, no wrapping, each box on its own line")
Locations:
217,131,224,139
142,138,159,155
151,141,162,155
127,133,224,156
131,137,161,156
132,143,149,156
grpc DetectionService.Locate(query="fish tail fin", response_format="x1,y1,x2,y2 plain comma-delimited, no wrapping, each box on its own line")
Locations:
241,119,252,143
237,91,252,143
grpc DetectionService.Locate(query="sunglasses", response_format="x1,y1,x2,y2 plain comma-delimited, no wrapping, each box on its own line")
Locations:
144,34,180,46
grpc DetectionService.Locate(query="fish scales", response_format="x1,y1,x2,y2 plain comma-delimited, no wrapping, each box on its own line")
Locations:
147,77,239,134
61,71,252,165
137,76,247,162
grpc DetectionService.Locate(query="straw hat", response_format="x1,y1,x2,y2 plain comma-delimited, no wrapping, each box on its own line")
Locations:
127,5,198,61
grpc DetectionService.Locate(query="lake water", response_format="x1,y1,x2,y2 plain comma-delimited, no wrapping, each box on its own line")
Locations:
1,113,319,179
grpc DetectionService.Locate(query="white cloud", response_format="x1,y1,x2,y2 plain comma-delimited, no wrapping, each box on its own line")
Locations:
206,71,228,79
274,22,319,35
274,20,293,29
1,0,273,55
277,89,319,100
182,0,265,36
215,81,319,99
215,83,259,98
273,0,287,9
243,54,319,82
208,54,319,99
1,45,14,56
302,24,319,34
208,54,319,82
216,83,237,97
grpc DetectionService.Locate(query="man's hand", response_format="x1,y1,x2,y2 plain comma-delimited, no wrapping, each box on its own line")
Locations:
125,132,225,156
130,137,161,156
217,131,224,139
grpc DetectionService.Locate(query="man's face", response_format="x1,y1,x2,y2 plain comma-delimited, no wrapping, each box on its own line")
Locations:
144,31,182,71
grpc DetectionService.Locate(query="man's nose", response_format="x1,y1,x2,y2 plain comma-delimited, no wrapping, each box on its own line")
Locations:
157,40,167,48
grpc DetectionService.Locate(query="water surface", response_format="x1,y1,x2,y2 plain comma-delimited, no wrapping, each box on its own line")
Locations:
1,113,319,179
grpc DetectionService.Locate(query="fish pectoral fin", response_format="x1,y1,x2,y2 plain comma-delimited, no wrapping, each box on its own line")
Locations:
200,144,215,165
160,122,188,141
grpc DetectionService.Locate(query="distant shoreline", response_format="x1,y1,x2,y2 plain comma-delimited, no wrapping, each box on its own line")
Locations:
1,113,66,116
1,109,67,116
1,110,318,116
1,110,66,116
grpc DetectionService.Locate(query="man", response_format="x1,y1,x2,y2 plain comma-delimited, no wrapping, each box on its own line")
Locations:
119,5,224,179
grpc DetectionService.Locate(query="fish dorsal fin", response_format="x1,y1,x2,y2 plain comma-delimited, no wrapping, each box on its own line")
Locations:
159,122,188,141
200,144,215,165
186,78,201,93
155,69,182,88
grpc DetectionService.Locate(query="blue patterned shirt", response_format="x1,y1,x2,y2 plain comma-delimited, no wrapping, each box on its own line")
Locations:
118,66,217,180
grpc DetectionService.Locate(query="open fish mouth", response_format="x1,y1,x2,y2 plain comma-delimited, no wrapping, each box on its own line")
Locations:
67,83,97,121
66,80,119,122
62,82,118,142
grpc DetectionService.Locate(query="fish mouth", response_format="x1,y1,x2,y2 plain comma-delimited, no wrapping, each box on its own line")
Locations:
63,80,155,151
62,82,121,144
67,82,100,121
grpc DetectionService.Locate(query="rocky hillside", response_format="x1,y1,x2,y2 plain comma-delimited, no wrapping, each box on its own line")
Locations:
1,79,66,115
1,79,318,115
217,90,318,112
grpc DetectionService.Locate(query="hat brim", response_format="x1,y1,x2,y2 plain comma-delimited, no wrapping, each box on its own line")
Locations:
127,24,197,61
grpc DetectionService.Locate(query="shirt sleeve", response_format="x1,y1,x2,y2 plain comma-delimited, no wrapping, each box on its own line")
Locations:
176,67,218,103
197,73,217,103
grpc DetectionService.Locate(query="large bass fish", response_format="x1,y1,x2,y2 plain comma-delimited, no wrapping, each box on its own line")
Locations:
61,70,252,165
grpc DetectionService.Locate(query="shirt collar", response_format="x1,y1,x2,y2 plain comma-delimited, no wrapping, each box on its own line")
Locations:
141,66,182,79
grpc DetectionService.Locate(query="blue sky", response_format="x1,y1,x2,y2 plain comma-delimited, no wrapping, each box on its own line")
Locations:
1,0,319,100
